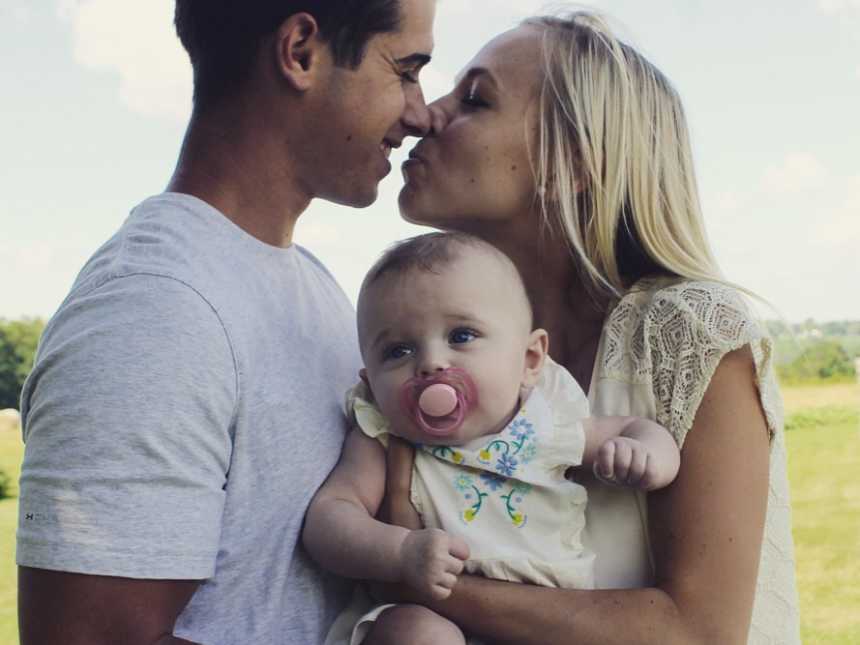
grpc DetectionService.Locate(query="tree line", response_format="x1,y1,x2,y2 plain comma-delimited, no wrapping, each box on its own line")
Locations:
0,317,857,409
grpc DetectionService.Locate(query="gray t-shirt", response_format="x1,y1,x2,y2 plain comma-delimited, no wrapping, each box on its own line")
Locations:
17,193,360,644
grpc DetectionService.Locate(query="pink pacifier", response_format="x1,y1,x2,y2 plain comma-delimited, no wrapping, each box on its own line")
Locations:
418,383,459,418
400,368,479,438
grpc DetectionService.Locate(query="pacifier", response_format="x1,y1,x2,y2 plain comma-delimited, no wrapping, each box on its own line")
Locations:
400,368,479,438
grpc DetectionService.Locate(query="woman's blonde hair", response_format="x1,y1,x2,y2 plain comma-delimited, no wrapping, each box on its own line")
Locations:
527,11,725,298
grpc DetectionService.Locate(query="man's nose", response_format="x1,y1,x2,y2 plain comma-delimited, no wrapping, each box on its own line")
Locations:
402,83,432,137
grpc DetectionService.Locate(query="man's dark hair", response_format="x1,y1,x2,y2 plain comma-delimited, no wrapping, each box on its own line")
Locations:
175,1,401,108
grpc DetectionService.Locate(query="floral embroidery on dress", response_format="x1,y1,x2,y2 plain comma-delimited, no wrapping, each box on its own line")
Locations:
476,411,539,476
442,406,542,527
454,473,489,523
501,481,532,527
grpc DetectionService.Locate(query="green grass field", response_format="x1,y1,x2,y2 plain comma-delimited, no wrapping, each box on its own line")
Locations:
0,383,857,643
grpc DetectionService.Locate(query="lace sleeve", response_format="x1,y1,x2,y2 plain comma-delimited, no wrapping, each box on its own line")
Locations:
638,282,781,448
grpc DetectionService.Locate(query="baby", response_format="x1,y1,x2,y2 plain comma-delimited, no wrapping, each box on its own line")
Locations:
304,232,680,645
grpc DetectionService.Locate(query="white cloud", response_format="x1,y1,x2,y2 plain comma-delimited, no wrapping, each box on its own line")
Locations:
818,0,860,14
762,152,829,195
58,0,192,121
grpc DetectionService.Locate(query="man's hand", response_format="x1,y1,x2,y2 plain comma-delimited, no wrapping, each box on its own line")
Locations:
380,436,423,529
398,528,470,600
593,436,678,491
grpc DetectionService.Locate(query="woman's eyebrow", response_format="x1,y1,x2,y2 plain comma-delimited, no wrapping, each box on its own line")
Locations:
454,67,499,89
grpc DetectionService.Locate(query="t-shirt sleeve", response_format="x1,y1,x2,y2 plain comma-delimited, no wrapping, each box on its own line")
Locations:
17,274,237,579
641,282,779,448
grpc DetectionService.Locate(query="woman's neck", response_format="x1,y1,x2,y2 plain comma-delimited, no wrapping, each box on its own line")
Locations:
476,222,610,389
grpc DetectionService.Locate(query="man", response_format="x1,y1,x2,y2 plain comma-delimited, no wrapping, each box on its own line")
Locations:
17,1,435,643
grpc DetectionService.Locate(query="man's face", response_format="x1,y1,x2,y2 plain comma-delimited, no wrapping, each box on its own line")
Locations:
301,0,436,208
358,248,536,446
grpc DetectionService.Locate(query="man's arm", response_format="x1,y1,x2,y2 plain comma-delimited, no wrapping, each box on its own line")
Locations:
383,348,769,645
18,568,201,645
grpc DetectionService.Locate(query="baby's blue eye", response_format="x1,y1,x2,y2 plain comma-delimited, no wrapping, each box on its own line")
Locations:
383,344,413,361
449,328,477,345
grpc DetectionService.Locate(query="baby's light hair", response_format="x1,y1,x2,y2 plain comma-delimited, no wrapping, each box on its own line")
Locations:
358,233,536,352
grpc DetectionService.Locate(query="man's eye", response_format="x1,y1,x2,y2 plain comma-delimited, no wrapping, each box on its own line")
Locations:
449,328,478,345
383,344,413,361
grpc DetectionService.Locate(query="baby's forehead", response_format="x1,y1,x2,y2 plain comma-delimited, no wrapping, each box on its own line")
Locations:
359,247,532,331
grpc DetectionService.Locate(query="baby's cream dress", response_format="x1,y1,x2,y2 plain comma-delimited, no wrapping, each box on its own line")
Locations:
326,365,596,645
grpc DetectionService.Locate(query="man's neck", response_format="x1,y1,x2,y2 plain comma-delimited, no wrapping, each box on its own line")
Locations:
167,108,311,248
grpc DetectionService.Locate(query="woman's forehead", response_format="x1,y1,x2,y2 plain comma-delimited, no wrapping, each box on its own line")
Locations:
460,25,544,93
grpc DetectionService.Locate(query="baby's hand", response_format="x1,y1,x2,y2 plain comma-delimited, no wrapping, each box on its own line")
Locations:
399,528,470,600
594,437,675,491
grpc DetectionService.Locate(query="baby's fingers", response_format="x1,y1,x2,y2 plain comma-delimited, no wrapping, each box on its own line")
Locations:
429,573,459,600
624,449,649,488
613,440,634,482
448,534,470,562
595,440,616,481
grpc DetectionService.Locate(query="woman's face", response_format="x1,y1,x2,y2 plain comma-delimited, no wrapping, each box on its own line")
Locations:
398,26,544,231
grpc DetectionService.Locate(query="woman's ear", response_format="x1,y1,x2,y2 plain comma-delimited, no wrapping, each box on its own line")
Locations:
274,12,324,92
521,328,549,388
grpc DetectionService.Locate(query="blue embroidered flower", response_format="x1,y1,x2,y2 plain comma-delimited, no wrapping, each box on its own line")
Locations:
454,474,474,492
495,454,518,476
509,418,535,441
479,472,506,491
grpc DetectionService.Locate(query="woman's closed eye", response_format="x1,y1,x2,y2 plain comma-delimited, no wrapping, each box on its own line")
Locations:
449,328,478,345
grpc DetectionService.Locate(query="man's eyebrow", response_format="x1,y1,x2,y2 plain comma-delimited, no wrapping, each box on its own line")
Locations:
396,53,432,67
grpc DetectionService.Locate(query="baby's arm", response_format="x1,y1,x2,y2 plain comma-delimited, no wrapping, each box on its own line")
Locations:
303,429,469,599
581,417,680,491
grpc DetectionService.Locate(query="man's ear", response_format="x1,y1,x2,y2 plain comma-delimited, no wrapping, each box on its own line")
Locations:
522,328,549,389
274,13,324,92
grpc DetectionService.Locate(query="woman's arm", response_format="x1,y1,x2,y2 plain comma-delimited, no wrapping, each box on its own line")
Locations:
383,348,769,645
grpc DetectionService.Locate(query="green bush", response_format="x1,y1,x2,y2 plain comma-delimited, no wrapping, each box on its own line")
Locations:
777,340,856,384
0,318,45,409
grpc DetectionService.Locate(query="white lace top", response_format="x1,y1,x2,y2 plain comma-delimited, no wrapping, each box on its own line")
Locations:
581,277,800,644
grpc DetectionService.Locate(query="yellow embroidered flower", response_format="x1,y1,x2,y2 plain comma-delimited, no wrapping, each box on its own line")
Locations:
478,449,491,461
463,509,477,522
511,512,524,526
452,451,464,464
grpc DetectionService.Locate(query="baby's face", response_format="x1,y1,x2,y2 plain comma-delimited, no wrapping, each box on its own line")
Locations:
359,248,542,446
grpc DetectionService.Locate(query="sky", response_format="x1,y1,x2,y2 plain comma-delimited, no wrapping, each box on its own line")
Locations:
1,0,859,322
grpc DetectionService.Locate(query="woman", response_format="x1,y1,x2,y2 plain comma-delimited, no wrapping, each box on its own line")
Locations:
380,10,799,644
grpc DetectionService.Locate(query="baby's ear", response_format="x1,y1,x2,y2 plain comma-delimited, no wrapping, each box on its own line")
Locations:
522,328,549,388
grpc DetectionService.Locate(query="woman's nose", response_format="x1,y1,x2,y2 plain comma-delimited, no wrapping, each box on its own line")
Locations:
427,97,453,135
